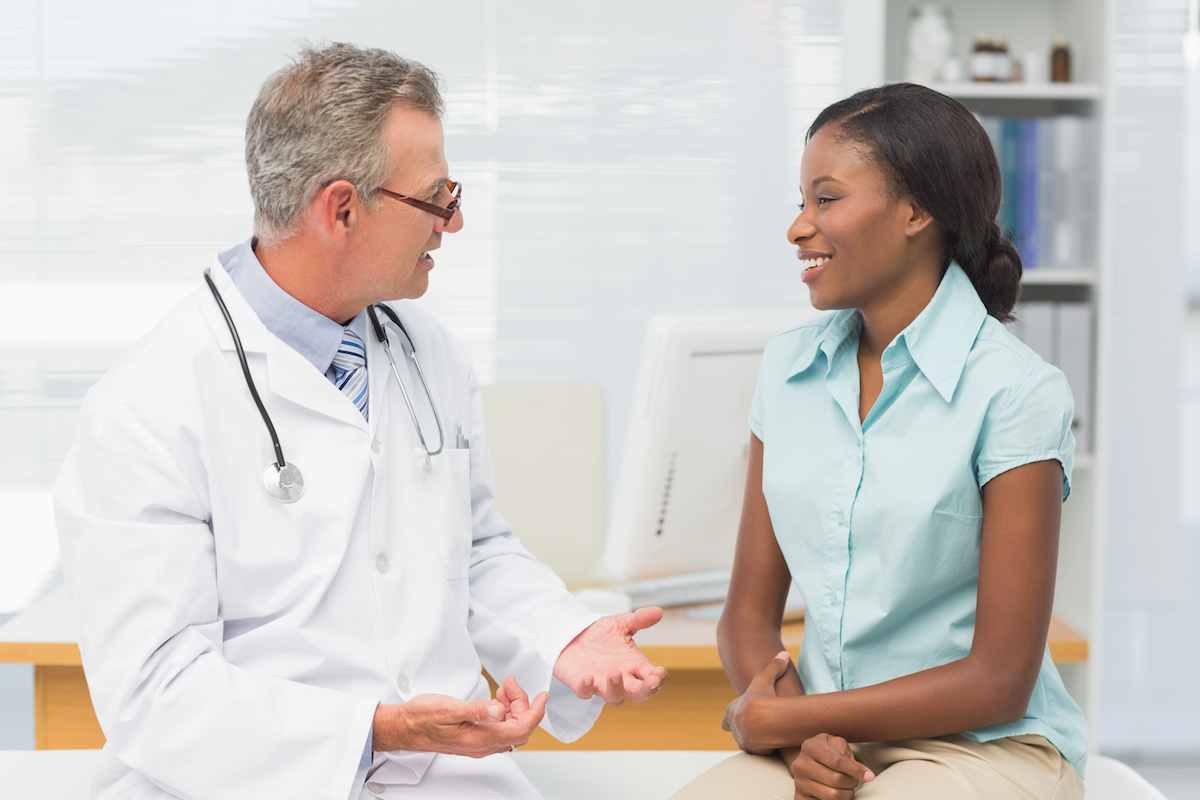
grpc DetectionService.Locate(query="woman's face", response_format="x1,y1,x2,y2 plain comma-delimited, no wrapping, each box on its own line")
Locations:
787,126,927,313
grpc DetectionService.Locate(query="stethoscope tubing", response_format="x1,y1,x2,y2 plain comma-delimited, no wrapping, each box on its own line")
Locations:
204,270,288,470
367,304,445,459
204,269,447,501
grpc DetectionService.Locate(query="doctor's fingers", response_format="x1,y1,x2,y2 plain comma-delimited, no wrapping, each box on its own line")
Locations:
634,662,669,691
623,667,670,704
496,675,535,716
573,672,622,705
619,606,665,636
593,670,627,706
458,698,509,724
455,724,538,758
454,693,548,756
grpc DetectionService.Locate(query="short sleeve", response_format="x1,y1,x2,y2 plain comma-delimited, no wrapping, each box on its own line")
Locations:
975,365,1076,500
748,344,771,440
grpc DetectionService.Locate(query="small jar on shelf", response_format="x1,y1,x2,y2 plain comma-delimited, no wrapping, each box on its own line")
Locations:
1051,36,1072,82
970,34,1013,82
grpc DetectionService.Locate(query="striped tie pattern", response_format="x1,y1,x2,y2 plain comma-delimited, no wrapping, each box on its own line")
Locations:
331,328,369,421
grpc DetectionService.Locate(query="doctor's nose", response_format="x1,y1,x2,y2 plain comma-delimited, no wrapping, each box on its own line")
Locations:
440,206,464,234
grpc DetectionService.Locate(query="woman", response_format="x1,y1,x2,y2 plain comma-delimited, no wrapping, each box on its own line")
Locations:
672,84,1087,800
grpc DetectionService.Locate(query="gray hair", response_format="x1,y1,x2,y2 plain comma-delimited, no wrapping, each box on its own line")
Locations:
245,42,444,246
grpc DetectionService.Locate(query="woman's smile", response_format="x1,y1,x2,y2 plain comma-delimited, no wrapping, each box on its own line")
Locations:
798,252,833,282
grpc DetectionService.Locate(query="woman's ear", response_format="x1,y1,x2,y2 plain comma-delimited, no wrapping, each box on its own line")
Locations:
904,201,937,238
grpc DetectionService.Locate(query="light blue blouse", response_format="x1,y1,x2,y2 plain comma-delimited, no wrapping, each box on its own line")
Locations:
749,263,1088,777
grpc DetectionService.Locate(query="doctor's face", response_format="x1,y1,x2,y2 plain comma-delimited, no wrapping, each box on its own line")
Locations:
353,105,464,302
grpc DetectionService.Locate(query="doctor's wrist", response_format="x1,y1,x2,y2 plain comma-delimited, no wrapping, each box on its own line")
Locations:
371,702,409,753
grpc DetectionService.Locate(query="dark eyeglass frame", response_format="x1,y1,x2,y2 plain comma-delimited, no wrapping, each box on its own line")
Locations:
376,179,462,222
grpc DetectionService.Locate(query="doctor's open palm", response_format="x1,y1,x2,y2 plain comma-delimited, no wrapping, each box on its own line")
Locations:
372,674,547,758
553,607,670,706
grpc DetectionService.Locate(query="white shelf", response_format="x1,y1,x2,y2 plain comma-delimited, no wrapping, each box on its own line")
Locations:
922,82,1102,101
1021,269,1098,286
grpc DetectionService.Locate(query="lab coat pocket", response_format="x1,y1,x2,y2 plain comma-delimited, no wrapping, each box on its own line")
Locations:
423,448,473,583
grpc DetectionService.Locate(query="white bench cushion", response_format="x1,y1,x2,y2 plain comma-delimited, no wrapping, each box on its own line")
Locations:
0,749,1168,800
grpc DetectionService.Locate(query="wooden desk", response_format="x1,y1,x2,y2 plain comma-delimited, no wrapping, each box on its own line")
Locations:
0,589,1088,751
0,588,101,750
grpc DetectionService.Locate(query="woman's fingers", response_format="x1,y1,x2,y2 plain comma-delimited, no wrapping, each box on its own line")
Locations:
747,650,791,695
801,734,874,783
722,697,738,732
791,734,874,799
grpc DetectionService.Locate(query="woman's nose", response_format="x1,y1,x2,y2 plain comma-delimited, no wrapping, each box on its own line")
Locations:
787,211,814,244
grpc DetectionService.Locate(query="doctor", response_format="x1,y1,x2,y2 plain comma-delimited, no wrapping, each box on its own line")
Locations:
55,43,666,800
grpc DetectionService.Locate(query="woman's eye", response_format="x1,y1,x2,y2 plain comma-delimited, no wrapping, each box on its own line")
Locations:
818,197,834,206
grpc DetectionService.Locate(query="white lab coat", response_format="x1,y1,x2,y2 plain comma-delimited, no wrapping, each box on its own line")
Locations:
54,248,603,800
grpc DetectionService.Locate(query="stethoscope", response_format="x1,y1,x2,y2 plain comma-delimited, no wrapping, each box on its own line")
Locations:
204,269,445,503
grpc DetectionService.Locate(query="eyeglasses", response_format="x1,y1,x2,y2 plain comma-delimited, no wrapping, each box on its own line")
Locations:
376,180,462,222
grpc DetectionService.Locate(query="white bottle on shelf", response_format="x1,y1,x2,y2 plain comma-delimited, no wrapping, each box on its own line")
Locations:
905,5,954,83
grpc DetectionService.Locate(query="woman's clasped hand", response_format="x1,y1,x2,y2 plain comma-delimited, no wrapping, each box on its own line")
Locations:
721,651,793,754
788,734,874,800
723,653,876,800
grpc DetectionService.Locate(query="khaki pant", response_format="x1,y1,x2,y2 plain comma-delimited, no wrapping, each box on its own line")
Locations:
670,735,1083,800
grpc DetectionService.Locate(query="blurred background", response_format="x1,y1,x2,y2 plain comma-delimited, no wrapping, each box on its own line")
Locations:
0,0,1197,794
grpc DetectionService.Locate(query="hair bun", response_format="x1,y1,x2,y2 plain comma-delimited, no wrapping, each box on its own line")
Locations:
979,222,1023,320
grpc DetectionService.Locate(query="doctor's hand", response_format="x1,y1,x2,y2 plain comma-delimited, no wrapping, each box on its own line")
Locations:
372,674,547,758
552,606,669,706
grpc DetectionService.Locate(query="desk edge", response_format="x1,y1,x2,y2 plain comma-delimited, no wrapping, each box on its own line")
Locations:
0,642,82,666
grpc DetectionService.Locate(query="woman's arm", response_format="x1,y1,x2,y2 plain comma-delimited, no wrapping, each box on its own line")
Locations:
724,457,1063,752
717,434,804,761
718,435,802,695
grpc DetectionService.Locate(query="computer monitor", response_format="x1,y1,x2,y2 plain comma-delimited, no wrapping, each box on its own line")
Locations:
602,306,825,583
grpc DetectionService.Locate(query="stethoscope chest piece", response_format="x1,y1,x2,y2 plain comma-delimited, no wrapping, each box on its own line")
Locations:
264,461,305,503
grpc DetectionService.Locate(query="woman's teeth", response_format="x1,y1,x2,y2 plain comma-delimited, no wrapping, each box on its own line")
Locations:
801,256,831,271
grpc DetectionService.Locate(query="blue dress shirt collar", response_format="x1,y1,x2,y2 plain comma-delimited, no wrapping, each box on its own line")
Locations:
222,237,370,375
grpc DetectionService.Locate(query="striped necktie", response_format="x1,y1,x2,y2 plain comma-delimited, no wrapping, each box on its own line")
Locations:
331,328,369,421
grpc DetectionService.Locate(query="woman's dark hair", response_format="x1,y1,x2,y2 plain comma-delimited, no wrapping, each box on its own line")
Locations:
806,83,1022,321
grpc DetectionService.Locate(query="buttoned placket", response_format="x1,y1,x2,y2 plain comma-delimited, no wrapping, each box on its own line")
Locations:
817,326,926,689
818,332,861,690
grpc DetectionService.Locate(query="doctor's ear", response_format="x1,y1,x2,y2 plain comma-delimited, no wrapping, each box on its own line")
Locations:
315,180,360,241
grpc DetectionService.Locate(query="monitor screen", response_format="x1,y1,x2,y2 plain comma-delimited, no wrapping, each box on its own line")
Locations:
603,307,824,582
